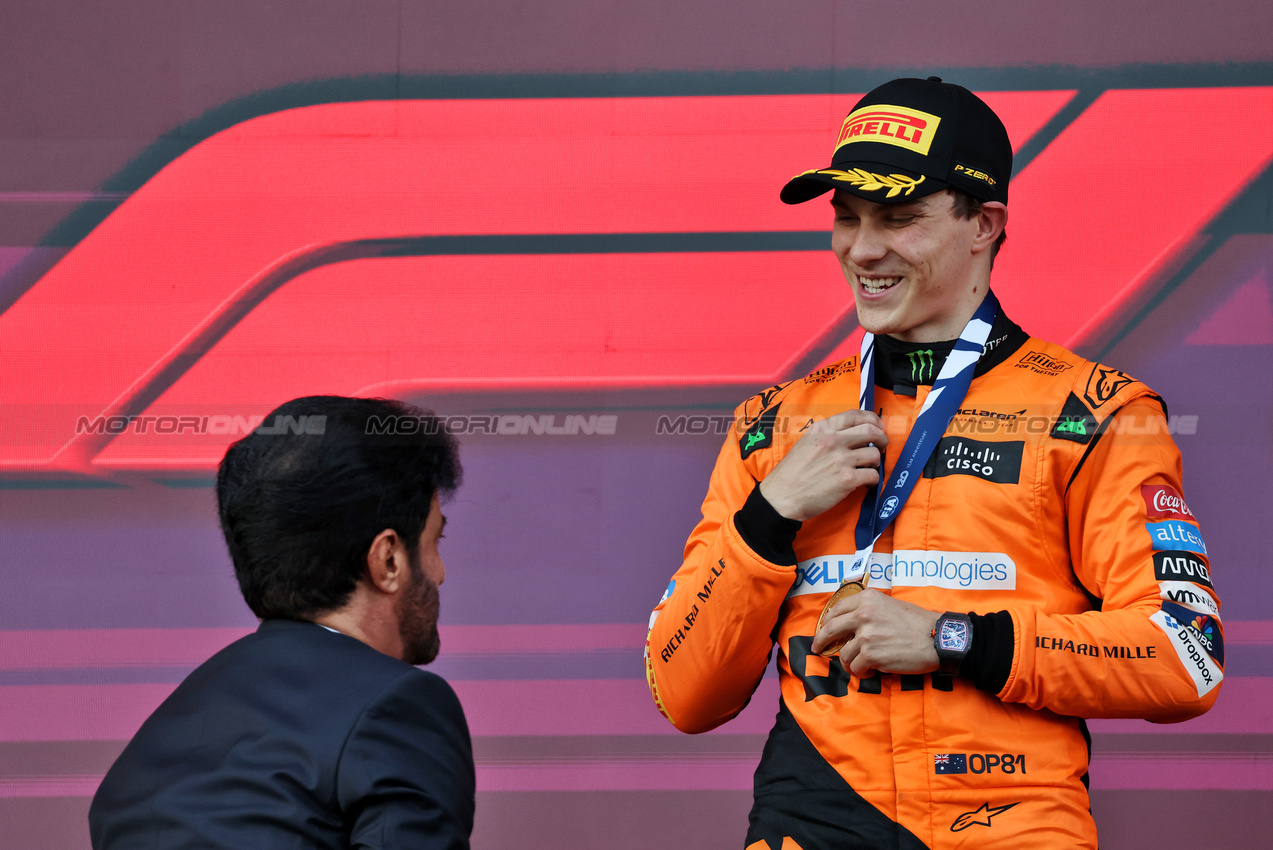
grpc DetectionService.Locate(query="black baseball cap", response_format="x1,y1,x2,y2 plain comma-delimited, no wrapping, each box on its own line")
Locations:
780,77,1011,206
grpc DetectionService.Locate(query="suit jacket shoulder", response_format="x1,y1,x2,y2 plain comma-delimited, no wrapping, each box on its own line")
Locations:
90,619,474,850
340,667,475,848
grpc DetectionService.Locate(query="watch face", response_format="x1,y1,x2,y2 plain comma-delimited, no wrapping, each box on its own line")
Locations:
938,618,971,652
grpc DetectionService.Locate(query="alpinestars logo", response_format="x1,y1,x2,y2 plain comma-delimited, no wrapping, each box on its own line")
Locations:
742,381,791,426
1084,364,1135,408
905,349,936,383
951,802,1020,832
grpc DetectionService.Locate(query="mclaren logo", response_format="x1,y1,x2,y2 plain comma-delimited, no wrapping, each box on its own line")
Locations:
951,801,1020,832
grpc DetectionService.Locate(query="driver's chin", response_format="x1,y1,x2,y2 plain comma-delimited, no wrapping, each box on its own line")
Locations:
855,301,908,338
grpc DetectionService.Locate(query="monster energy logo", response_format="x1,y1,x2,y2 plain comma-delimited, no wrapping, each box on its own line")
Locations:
906,349,936,383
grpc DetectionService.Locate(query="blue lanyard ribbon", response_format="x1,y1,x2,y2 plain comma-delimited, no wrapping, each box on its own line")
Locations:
853,292,999,552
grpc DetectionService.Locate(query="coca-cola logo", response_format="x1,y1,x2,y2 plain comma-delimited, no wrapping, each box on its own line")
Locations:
1141,485,1194,520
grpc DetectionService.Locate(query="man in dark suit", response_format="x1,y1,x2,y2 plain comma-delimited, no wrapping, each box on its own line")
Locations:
89,396,474,849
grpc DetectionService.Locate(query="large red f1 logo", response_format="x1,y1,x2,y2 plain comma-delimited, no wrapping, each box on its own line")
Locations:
1,87,1271,477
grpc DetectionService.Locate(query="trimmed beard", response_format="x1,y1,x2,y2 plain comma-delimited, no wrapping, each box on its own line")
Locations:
397,547,441,666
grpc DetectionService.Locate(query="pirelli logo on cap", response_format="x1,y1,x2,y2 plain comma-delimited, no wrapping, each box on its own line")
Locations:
835,104,941,156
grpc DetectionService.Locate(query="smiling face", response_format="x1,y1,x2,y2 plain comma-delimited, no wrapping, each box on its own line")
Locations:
830,189,1002,342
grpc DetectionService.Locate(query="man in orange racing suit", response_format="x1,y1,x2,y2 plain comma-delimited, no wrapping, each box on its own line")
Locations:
644,77,1222,849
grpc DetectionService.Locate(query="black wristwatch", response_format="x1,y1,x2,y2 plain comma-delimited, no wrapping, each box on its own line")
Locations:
933,612,974,675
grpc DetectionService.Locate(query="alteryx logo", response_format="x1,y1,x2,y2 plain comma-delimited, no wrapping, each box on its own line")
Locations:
1147,520,1207,555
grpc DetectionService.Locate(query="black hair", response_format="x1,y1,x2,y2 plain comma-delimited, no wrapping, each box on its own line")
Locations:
948,189,1007,262
216,396,461,620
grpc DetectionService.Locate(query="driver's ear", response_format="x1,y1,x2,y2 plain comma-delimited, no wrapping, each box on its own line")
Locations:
365,529,409,594
972,201,1007,254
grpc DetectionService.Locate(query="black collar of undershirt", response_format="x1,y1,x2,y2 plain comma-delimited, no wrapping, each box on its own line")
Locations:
873,298,1029,396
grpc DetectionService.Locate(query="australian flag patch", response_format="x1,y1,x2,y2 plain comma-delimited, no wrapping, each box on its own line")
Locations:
934,753,968,774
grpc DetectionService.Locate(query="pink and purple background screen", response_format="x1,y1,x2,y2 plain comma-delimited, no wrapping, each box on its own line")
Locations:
1,2,1271,846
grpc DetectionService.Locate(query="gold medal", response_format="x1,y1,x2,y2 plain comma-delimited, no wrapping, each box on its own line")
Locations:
815,574,869,658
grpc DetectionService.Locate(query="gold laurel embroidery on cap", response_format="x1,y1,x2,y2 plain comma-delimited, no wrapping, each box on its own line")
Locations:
823,169,926,199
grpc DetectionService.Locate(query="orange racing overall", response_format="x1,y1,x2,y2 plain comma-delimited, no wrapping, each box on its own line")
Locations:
645,309,1222,849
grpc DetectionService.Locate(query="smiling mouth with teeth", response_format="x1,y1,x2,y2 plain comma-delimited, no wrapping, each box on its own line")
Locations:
859,276,901,294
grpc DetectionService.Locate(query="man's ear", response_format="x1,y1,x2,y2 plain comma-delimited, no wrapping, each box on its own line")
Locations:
365,529,410,595
972,201,1007,254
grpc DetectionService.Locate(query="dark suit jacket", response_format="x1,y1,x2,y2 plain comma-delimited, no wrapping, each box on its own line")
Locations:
89,619,475,849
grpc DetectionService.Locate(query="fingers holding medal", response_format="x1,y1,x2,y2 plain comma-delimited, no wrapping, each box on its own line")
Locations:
812,574,869,658
812,582,948,677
